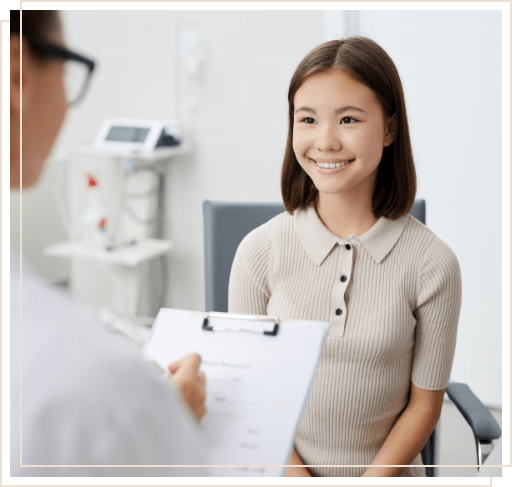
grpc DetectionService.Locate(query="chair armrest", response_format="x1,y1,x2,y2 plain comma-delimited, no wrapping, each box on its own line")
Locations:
446,382,501,442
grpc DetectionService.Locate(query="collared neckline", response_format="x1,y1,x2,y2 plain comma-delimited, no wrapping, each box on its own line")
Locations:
294,205,408,265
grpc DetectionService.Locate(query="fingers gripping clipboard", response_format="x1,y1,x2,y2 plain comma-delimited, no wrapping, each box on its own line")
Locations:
142,309,329,477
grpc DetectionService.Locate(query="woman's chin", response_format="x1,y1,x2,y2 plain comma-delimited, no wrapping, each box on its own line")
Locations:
314,183,349,196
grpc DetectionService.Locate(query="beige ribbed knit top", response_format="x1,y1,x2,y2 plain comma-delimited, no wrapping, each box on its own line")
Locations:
228,205,462,477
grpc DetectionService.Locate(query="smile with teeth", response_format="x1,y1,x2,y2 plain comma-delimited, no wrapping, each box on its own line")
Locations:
311,158,354,169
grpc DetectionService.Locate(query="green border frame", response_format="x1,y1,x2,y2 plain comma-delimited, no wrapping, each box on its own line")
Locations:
0,0,512,487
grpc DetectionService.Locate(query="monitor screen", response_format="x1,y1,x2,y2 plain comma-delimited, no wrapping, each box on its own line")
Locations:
106,126,150,143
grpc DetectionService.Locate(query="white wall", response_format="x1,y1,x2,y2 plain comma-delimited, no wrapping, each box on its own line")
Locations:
11,9,503,408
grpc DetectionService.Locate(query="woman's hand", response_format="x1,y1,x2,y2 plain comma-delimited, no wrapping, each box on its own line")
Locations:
285,448,312,477
168,353,207,422
360,385,445,476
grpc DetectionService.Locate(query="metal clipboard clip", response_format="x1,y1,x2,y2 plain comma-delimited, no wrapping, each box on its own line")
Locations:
202,311,280,336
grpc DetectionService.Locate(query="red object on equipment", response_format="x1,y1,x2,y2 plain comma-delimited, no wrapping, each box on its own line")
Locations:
87,173,98,188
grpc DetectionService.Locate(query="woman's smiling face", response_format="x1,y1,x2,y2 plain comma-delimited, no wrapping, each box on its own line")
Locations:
292,69,395,200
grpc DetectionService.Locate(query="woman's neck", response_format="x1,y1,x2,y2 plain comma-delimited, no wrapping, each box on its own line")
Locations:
315,192,378,239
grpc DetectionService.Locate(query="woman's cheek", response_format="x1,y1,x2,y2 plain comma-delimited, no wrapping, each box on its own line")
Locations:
351,133,369,153
293,129,305,144
293,131,309,158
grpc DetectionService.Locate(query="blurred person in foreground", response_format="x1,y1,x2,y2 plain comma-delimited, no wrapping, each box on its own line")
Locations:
10,10,209,477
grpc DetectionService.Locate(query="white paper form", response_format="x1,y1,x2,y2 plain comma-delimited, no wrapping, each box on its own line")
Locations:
141,308,329,477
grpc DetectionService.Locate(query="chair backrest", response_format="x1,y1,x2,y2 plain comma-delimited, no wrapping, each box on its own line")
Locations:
203,199,426,313
203,201,285,313
203,198,434,475
410,199,426,226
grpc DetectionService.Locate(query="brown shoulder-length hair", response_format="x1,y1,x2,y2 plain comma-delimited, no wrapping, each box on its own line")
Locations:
281,36,416,220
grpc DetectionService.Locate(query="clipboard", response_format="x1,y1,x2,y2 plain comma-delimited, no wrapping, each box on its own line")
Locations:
141,308,329,477
201,311,279,335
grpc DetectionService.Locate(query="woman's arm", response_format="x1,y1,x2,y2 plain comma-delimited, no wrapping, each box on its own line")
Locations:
363,236,461,477
285,448,311,477
231,231,310,477
228,226,271,315
361,384,445,477
362,237,461,477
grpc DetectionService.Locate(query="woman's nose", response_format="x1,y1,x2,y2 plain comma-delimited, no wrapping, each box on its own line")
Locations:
314,124,342,152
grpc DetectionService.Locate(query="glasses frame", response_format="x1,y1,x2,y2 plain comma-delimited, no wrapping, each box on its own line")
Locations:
27,36,96,107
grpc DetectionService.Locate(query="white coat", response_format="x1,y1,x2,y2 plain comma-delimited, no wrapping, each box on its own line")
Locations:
10,253,211,477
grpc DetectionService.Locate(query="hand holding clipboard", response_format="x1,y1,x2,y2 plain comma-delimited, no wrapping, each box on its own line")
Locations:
142,308,329,477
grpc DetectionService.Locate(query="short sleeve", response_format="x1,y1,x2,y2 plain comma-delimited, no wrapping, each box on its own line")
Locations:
228,223,272,316
411,235,462,390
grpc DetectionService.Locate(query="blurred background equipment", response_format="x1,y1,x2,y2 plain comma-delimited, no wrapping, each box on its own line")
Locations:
45,119,191,343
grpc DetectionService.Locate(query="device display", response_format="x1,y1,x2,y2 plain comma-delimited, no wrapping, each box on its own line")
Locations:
95,119,184,153
105,126,150,143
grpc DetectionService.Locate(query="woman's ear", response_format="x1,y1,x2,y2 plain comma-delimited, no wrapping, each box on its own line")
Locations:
383,113,397,147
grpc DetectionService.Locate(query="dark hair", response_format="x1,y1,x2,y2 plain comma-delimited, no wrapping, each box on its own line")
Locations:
10,10,62,60
281,36,416,220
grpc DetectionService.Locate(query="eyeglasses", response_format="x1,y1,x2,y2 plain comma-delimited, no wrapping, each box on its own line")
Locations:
27,36,96,107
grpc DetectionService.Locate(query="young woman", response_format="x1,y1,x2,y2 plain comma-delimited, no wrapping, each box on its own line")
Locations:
228,37,462,477
10,11,208,476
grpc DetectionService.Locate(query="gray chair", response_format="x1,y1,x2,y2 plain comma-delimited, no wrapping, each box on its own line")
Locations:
203,199,501,476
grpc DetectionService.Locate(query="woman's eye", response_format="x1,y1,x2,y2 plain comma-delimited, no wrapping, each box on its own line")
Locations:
340,116,357,124
297,116,357,125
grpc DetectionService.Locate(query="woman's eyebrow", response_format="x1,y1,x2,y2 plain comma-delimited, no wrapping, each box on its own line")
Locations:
294,106,366,115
